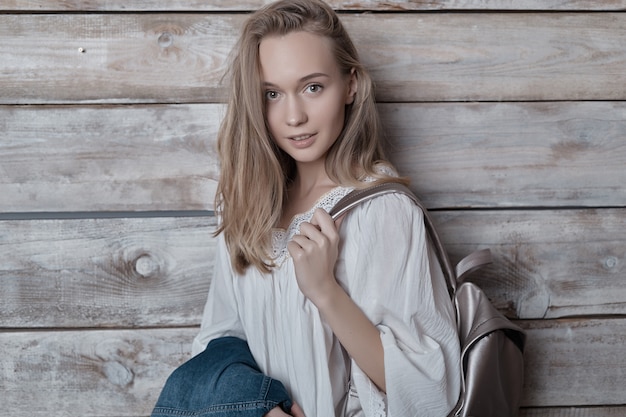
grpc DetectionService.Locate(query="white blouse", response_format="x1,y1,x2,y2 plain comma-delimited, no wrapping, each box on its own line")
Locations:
192,186,461,417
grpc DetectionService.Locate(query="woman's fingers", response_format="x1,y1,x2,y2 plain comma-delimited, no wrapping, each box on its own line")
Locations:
311,208,336,233
264,406,290,417
290,403,306,417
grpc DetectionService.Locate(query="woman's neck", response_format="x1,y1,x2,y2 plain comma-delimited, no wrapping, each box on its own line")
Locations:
277,161,337,229
291,160,336,199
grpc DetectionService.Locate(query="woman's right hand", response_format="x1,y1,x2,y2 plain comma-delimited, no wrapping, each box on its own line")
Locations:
266,402,305,417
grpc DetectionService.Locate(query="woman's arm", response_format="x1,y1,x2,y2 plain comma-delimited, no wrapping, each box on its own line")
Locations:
314,278,387,392
288,208,386,392
193,234,246,355
267,403,305,417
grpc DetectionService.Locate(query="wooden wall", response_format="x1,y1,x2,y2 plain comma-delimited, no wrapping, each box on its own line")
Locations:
1,1,625,416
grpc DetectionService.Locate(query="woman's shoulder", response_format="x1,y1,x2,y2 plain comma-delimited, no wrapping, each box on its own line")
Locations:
344,164,420,224
345,188,422,224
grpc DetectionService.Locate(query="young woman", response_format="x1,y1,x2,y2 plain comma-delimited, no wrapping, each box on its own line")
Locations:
153,1,460,416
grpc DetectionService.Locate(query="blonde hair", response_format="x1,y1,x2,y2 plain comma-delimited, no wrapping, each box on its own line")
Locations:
215,0,406,274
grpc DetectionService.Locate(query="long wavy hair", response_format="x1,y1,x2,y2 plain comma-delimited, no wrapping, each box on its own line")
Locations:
215,0,406,274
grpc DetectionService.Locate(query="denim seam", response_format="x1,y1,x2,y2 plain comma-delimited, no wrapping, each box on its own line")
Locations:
259,375,271,400
152,399,280,416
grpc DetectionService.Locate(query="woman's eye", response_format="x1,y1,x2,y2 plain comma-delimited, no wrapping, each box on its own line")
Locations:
306,84,323,94
265,90,279,100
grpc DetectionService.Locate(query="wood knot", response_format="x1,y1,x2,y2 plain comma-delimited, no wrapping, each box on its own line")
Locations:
134,254,160,278
158,32,174,48
102,361,134,387
604,256,618,271
517,284,550,319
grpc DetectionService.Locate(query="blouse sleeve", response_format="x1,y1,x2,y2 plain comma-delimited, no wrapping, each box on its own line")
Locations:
191,233,246,357
337,193,461,417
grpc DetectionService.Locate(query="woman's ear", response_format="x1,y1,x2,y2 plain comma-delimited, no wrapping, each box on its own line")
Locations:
345,68,358,105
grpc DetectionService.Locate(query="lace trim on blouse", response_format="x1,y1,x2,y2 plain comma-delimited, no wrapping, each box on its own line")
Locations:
368,382,387,416
270,165,396,267
271,186,354,266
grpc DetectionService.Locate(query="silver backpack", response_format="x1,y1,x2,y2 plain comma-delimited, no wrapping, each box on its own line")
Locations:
331,182,526,417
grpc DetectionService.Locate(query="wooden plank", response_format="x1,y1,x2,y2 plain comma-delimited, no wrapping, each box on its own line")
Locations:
1,13,626,103
2,101,625,212
2,0,626,11
0,13,236,104
520,318,626,407
0,216,216,328
433,208,626,320
1,209,623,327
0,104,220,212
349,13,626,102
383,101,626,209
3,319,626,415
1,328,195,417
520,408,626,417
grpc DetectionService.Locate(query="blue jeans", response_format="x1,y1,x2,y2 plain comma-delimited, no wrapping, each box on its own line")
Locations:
151,336,293,417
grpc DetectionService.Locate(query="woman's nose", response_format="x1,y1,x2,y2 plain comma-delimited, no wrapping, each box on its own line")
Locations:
286,97,307,126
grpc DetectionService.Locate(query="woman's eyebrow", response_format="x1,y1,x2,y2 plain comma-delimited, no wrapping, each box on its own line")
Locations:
262,72,329,88
300,72,329,82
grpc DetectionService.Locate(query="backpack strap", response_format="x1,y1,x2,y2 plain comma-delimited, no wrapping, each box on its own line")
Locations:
330,181,460,295
455,248,492,283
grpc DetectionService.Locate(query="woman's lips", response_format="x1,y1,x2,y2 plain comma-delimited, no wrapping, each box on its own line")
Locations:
287,133,317,148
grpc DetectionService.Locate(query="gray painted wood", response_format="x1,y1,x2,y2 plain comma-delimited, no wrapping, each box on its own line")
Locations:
0,217,216,329
2,102,624,212
1,209,623,328
3,319,626,416
2,0,626,11
1,13,625,103
0,104,221,212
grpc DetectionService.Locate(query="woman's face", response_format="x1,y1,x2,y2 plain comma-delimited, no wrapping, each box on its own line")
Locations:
259,31,356,169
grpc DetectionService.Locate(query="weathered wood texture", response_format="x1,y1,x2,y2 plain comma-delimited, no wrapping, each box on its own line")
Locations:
2,102,624,212
3,319,626,416
2,0,626,11
1,13,626,104
436,209,626,320
1,1,624,416
1,329,193,417
520,408,626,417
0,217,216,329
520,318,626,407
1,209,624,329
0,104,221,212
383,102,626,209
